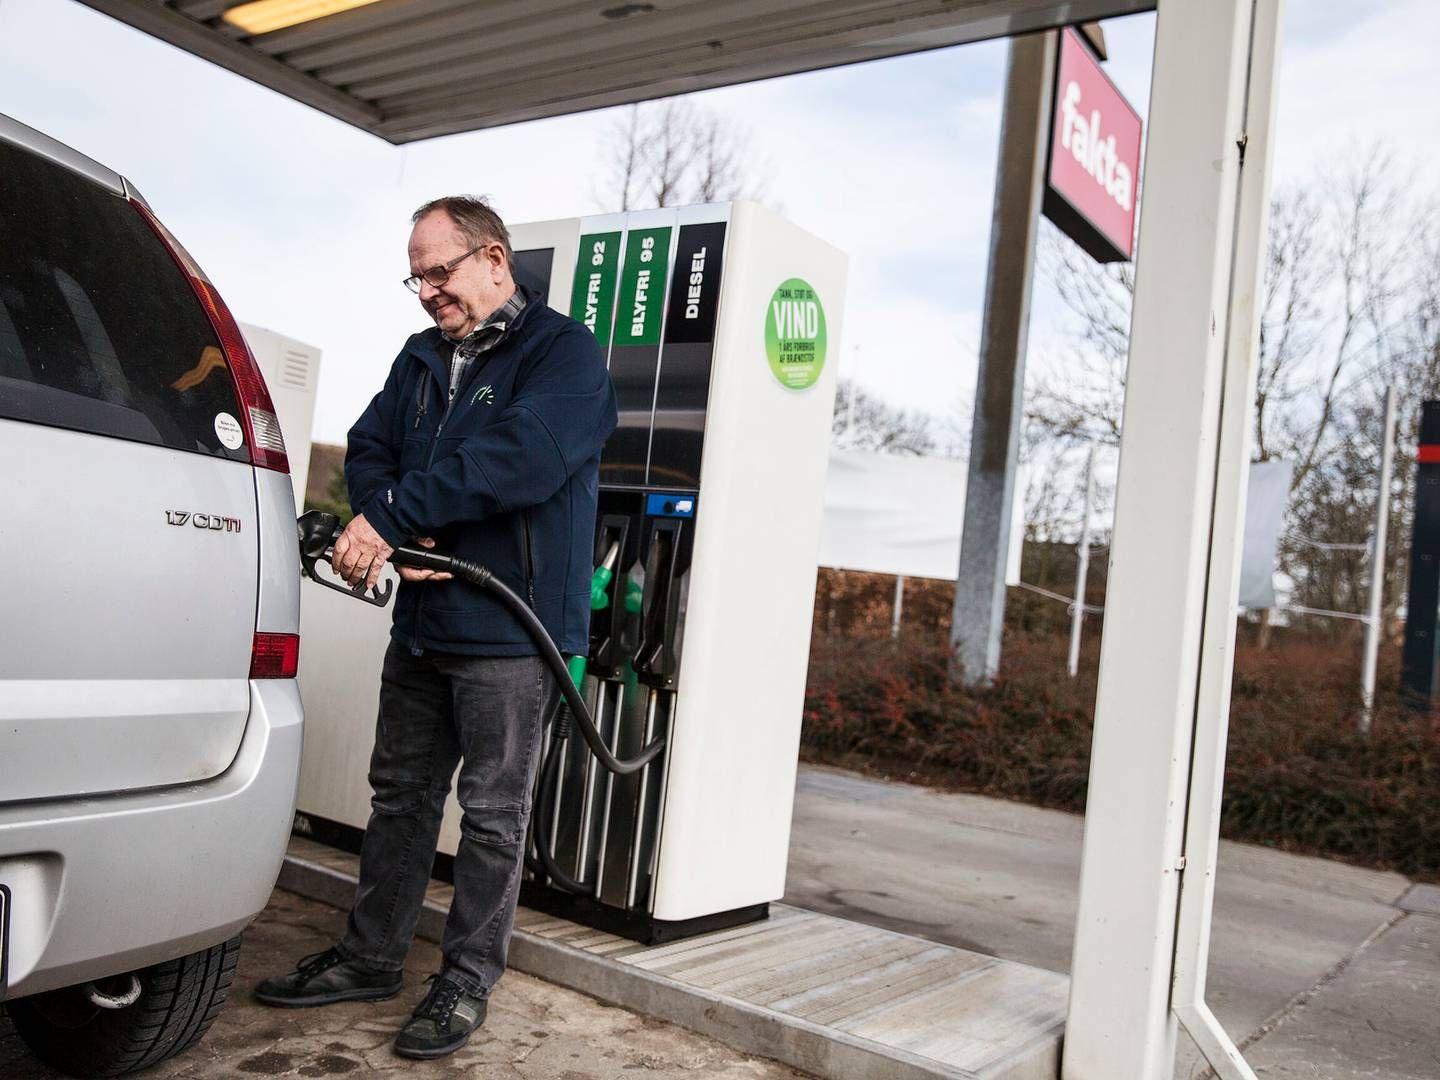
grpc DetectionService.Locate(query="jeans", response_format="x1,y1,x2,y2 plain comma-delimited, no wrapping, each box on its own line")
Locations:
338,642,556,996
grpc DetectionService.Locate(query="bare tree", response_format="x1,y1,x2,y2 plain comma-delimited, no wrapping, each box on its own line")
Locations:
831,379,939,456
691,109,744,203
1032,151,1408,476
1028,229,1131,447
1030,147,1438,630
1269,154,1407,489
607,105,646,211
598,101,759,211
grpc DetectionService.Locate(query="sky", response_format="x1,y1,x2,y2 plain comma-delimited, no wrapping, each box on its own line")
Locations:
1,0,1437,448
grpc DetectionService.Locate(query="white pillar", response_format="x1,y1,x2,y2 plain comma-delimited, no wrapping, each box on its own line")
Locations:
1067,442,1097,678
1360,384,1398,729
891,575,905,640
1063,1,1284,1077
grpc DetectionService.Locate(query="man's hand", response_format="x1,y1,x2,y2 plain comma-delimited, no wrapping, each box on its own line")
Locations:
398,537,453,583
332,513,394,591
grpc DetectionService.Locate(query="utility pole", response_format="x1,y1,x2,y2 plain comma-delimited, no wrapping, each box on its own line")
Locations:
1067,441,1097,677
1360,385,1397,729
951,30,1057,685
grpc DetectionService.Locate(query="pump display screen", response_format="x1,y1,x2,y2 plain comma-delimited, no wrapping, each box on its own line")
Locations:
514,247,555,297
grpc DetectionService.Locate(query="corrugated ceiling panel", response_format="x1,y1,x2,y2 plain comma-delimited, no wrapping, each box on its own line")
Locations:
323,0,870,97
288,1,599,76
304,0,723,84
80,0,1152,143
373,0,1034,111
248,0,476,55
174,0,233,18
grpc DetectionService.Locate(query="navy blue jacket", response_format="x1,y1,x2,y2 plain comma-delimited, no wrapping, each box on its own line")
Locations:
345,284,618,656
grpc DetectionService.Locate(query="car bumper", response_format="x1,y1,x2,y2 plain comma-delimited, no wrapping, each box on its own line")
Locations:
0,679,302,999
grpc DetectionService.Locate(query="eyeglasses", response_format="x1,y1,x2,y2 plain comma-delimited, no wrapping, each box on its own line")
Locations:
403,244,486,294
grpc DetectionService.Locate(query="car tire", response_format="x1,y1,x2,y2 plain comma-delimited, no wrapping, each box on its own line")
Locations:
0,1005,29,1070
8,935,241,1077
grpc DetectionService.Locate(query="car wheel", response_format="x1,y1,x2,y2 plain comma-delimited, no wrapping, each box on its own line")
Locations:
0,1005,29,1069
8,935,241,1077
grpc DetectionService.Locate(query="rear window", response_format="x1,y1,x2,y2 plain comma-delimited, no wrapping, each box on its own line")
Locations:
0,139,247,461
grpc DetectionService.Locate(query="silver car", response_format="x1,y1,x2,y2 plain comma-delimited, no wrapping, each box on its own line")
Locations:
0,113,303,1076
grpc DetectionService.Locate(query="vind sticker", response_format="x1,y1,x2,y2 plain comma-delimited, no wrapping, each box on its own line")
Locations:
765,278,827,391
214,412,244,450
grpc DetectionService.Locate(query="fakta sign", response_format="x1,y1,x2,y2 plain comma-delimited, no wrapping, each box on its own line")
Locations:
1043,26,1143,263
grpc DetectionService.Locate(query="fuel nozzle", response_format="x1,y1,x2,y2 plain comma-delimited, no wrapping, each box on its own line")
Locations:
296,509,394,607
632,521,683,689
297,509,341,561
589,541,621,611
588,516,641,678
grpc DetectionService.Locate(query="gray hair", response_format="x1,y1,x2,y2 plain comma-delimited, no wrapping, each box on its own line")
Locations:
412,195,515,272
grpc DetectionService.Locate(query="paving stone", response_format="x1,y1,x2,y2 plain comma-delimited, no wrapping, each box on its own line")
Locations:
3,888,809,1079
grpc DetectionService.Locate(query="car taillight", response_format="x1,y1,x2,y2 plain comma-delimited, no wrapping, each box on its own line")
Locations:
251,632,300,679
129,197,290,474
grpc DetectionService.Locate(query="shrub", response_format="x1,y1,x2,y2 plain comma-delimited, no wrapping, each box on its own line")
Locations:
801,624,1440,880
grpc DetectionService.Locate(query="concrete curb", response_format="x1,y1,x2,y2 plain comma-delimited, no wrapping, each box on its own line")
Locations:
277,854,1058,1080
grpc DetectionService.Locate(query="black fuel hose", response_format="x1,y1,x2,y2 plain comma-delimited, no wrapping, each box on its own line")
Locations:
390,544,664,776
530,704,594,895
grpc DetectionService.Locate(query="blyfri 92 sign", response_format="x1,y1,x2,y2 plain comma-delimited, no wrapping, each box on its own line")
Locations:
1043,27,1143,264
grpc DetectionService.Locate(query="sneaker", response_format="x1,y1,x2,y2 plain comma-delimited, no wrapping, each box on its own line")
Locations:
254,947,403,1007
392,972,488,1060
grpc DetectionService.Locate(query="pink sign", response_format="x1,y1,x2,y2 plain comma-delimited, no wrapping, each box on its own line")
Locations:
1045,27,1143,263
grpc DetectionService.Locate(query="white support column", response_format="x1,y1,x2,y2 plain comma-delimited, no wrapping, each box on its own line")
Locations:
891,575,906,640
1063,2,1284,1077
1068,441,1097,678
1360,384,1398,729
1170,2,1284,1075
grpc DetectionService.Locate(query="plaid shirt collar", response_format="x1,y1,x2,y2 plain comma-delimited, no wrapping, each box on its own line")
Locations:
446,289,526,398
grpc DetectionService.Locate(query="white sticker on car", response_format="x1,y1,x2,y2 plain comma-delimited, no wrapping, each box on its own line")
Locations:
215,412,244,450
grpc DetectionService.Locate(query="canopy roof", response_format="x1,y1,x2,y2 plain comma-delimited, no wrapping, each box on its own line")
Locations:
78,0,1149,144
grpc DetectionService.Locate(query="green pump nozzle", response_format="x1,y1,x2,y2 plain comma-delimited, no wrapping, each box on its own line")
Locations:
589,541,621,611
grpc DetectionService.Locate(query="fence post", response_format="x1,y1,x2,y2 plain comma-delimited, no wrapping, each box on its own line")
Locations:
1360,384,1397,729
1067,441,1097,677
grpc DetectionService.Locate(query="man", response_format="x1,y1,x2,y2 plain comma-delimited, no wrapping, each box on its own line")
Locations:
256,196,617,1060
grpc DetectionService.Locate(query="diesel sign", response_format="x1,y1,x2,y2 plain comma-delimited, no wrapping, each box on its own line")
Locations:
664,222,726,344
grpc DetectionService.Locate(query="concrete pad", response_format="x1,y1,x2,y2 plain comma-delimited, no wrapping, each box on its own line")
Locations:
1397,883,1440,917
1240,912,1440,1079
5,888,809,1079
786,764,1413,1077
277,838,1065,1080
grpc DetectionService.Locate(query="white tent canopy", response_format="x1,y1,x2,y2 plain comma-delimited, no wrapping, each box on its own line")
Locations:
819,448,969,581
819,449,1288,606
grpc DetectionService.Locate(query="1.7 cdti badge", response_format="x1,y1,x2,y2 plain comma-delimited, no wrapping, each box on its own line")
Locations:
166,510,243,533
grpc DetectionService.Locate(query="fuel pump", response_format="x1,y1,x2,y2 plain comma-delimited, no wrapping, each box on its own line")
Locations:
508,202,848,942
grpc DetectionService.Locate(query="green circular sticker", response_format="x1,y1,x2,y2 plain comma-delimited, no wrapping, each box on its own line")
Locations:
765,278,827,390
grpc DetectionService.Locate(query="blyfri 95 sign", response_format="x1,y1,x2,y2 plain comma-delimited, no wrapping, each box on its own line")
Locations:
1043,27,1142,263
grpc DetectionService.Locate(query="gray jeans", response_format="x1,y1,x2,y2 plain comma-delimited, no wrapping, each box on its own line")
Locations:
338,642,556,995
